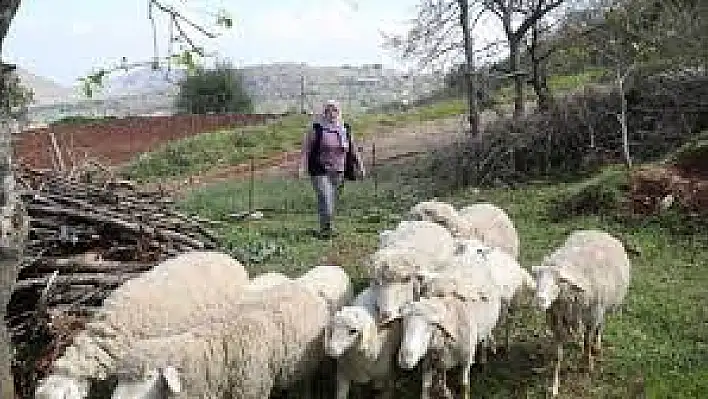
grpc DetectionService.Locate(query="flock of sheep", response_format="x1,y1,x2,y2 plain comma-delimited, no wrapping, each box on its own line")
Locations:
33,200,632,399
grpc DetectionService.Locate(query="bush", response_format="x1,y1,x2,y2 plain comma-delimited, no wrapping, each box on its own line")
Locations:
175,62,253,114
419,74,708,193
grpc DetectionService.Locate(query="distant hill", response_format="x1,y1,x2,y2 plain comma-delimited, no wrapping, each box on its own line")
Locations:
15,67,81,105
22,63,446,123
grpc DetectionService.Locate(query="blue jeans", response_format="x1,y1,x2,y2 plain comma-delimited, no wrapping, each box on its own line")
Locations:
311,171,344,232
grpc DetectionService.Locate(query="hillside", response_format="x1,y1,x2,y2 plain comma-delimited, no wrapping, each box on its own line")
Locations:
14,67,81,106
23,63,444,123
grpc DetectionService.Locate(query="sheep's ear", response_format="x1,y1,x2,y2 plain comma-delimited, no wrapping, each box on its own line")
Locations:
359,321,379,360
162,366,181,393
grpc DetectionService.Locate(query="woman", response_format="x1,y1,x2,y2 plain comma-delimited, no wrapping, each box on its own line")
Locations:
299,100,358,238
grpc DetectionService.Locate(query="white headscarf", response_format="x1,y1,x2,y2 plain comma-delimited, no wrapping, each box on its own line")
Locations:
317,99,348,148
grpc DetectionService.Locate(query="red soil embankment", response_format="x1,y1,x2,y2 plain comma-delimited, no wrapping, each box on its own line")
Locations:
15,113,281,169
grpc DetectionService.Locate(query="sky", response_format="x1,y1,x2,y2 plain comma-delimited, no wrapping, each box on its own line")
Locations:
3,0,425,87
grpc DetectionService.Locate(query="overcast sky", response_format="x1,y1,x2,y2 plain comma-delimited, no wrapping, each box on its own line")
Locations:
3,0,505,87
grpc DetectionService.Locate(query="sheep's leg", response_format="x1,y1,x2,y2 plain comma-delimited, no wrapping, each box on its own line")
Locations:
462,349,475,399
593,322,604,356
479,341,488,365
335,371,350,399
583,323,595,373
504,319,511,358
421,358,433,399
461,364,472,399
550,342,563,397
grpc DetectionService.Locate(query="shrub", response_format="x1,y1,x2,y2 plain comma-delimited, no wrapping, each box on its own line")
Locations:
420,74,708,193
175,61,253,114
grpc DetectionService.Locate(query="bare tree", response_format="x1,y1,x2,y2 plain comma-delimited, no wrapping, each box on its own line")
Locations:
383,0,488,134
478,0,567,119
0,2,229,396
573,0,707,168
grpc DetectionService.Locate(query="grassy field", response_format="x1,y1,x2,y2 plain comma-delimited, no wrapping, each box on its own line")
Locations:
122,98,465,182
495,68,609,105
175,151,707,398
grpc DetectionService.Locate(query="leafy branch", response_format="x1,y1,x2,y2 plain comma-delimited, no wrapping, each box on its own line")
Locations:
79,0,233,98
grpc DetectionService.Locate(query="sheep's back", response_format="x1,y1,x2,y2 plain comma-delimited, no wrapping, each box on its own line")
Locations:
457,203,519,259
545,231,631,306
295,265,353,310
383,221,456,269
101,250,249,339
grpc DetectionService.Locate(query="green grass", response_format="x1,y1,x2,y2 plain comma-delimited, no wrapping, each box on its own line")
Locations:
495,68,609,104
122,114,311,181
547,67,609,92
176,157,708,398
121,99,465,182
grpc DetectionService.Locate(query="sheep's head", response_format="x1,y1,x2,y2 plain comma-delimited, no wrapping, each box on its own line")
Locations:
298,265,353,310
368,247,422,322
326,306,378,359
34,374,90,399
397,298,451,370
111,366,181,399
531,265,561,311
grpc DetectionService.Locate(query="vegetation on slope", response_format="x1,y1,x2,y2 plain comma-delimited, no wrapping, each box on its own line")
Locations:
121,98,464,182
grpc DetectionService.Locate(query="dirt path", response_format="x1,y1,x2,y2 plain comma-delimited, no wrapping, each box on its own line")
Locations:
143,108,507,194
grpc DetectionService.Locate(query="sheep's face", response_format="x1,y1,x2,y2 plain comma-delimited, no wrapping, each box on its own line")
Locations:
373,277,417,323
111,367,181,399
531,266,560,311
326,307,372,358
397,301,438,369
369,249,421,322
35,375,90,399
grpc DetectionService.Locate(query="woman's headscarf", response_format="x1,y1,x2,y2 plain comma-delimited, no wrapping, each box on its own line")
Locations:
319,99,343,126
317,99,348,149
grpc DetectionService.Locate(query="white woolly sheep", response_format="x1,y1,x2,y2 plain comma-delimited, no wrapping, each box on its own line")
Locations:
456,202,520,259
109,265,352,399
407,200,520,259
407,200,460,231
369,220,456,322
295,265,355,312
453,238,535,355
325,285,402,399
397,287,502,399
531,229,632,397
34,250,249,399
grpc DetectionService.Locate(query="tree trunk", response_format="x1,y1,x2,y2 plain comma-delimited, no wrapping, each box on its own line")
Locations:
617,70,632,168
529,21,553,113
458,0,478,136
0,3,25,396
509,41,525,120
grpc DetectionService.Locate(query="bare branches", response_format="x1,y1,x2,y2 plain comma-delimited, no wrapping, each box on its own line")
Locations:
383,1,463,70
149,0,219,39
76,1,233,98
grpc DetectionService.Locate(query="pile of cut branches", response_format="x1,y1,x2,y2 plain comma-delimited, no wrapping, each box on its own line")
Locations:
8,165,222,397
